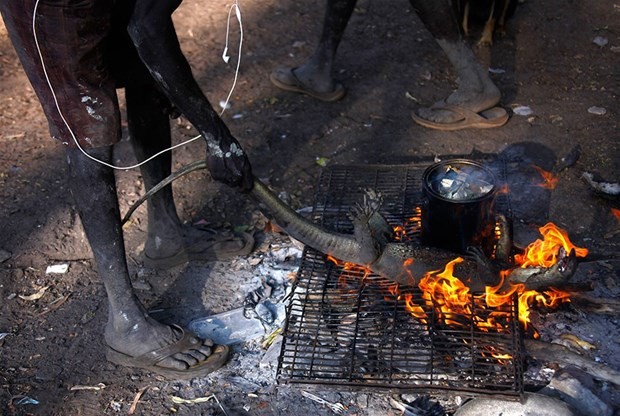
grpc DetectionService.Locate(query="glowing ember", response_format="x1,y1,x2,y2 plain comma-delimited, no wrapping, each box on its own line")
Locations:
612,208,620,221
496,183,511,195
393,207,422,241
533,165,559,190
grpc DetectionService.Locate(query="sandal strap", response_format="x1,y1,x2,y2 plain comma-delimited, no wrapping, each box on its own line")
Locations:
131,325,201,367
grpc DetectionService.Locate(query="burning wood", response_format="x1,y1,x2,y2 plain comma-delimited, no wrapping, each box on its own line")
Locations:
326,219,588,338
273,160,620,402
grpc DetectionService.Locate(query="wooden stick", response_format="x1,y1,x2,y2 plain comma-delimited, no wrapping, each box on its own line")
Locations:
570,293,620,315
524,339,620,386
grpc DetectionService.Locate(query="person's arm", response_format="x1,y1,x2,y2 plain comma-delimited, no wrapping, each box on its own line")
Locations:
128,0,252,191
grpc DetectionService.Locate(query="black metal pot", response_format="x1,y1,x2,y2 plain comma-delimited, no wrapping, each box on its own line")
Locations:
421,159,497,255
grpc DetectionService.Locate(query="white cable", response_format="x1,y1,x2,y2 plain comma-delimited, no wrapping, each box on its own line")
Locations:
219,0,243,116
31,0,206,170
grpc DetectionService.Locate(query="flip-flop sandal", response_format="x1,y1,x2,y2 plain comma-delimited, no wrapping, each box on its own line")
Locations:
142,230,255,269
106,325,229,380
412,104,509,131
270,67,346,102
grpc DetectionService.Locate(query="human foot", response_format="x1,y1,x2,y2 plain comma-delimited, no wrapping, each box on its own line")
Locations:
143,224,255,269
412,104,509,131
412,82,505,130
270,67,345,102
106,324,229,380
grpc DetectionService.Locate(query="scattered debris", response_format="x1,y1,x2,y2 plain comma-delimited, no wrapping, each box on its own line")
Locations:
170,394,228,414
128,386,149,415
405,91,420,102
18,286,49,301
13,396,39,406
36,294,71,318
488,67,506,74
45,264,69,274
593,36,609,47
316,156,330,167
553,144,582,173
581,172,620,196
557,333,597,352
301,391,347,414
587,106,607,115
390,396,445,416
189,307,266,345
69,383,106,391
512,105,533,116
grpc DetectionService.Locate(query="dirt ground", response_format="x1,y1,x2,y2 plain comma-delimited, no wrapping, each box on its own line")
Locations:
1,0,619,415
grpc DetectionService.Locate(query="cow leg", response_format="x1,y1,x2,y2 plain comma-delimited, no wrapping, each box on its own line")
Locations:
410,0,501,124
65,146,213,371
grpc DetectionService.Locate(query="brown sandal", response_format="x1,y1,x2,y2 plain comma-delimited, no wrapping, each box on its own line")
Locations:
106,325,230,380
142,230,255,269
270,67,346,102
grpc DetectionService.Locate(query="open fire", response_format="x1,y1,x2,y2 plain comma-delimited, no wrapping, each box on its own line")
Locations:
277,159,596,397
329,220,588,339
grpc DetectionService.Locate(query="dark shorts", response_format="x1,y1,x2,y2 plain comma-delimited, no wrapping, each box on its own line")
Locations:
0,0,151,148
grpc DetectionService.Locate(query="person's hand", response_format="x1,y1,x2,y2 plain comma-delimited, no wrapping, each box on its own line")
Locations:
204,126,253,192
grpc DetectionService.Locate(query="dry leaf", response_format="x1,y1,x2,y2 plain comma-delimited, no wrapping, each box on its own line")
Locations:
19,286,49,301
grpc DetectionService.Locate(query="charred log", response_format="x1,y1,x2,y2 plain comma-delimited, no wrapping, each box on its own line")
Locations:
570,293,620,315
525,339,620,386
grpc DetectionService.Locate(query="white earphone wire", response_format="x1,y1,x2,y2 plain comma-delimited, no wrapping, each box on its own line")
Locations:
31,0,243,171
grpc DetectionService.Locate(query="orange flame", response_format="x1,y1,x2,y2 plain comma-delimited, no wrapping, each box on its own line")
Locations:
393,206,422,241
418,258,471,327
514,222,589,268
612,208,620,220
403,292,428,323
417,259,516,333
533,165,559,190
327,222,586,340
496,184,510,195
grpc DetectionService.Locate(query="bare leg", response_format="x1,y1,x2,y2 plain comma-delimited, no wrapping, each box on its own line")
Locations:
415,39,501,124
293,0,356,92
126,83,184,259
270,0,356,100
65,146,221,374
410,0,504,126
126,83,254,268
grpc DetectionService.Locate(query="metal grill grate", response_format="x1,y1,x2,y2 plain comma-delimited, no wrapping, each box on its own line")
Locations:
277,160,524,395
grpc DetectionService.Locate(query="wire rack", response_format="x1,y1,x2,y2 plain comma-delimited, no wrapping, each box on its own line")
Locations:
276,159,524,396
